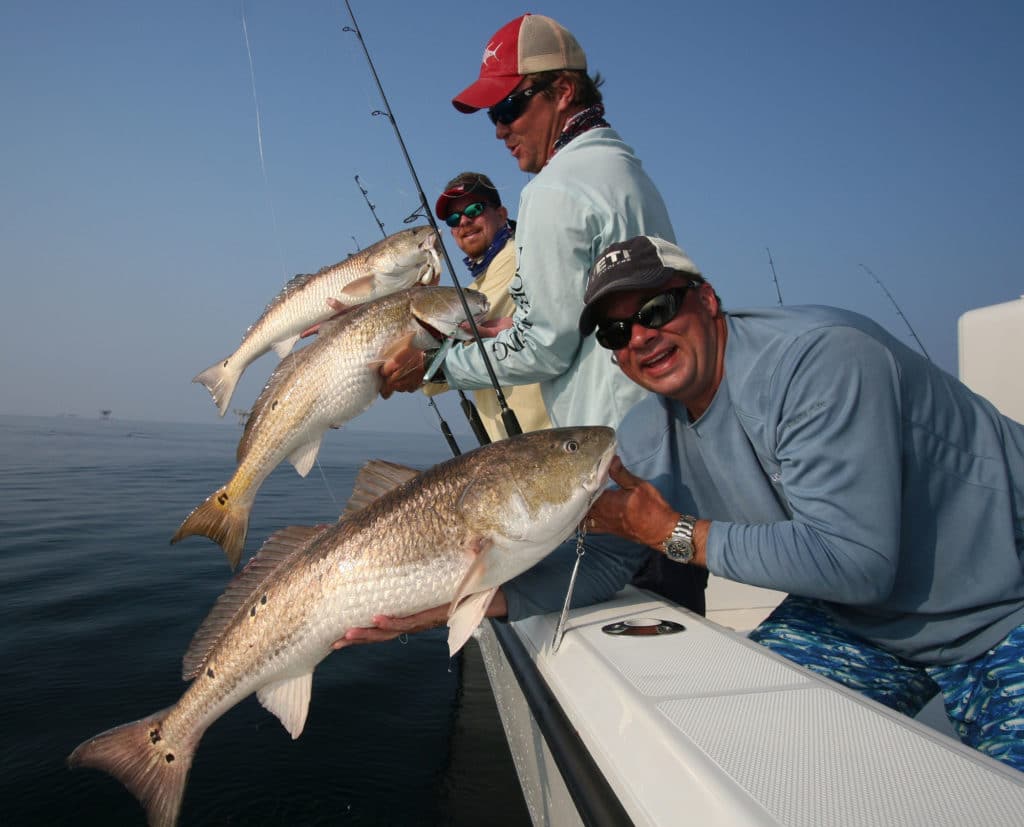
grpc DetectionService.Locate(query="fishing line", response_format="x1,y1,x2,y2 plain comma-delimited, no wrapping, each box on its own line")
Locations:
314,457,342,511
342,1,522,443
240,2,287,280
241,3,345,509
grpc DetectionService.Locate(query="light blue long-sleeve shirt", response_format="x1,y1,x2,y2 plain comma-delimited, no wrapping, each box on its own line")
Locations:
442,127,672,429
616,305,1024,664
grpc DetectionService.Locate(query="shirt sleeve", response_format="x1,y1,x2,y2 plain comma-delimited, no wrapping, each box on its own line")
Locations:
707,326,904,604
442,184,592,390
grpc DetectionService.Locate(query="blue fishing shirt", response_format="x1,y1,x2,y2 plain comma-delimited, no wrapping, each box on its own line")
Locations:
616,305,1024,664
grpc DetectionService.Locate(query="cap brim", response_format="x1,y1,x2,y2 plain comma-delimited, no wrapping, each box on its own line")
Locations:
452,74,522,113
435,185,500,220
435,192,465,220
435,193,455,220
578,267,676,335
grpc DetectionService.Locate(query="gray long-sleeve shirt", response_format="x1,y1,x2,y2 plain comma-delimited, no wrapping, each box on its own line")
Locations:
617,305,1024,664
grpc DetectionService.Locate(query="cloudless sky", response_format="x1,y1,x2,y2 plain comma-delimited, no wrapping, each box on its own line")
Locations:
2,1,1021,438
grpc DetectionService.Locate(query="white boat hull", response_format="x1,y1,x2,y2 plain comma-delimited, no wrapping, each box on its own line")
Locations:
480,587,1024,826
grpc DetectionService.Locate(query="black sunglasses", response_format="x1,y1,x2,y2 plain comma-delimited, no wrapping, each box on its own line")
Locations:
595,285,700,350
488,80,552,126
444,201,487,228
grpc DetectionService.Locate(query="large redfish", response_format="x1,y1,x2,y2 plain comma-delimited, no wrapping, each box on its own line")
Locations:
172,285,488,568
194,225,441,416
70,427,617,827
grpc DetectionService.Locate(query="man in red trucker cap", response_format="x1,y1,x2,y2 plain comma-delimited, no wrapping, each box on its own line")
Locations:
382,12,676,433
343,13,707,646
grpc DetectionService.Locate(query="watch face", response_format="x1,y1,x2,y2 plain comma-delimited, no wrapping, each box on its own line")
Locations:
665,539,694,564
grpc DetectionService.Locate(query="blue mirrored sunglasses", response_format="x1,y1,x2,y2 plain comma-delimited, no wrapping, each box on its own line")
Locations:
487,80,552,126
595,285,700,350
444,201,487,227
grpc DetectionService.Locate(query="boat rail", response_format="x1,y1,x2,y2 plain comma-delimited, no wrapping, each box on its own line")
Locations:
488,619,633,827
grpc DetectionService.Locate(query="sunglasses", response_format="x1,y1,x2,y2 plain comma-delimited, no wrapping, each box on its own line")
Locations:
488,80,552,126
444,201,488,227
595,285,700,350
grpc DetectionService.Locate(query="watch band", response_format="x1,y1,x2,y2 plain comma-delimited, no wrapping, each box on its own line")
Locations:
662,513,697,564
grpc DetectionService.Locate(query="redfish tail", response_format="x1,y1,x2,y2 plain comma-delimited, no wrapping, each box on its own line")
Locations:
68,707,195,827
193,360,243,417
170,487,250,569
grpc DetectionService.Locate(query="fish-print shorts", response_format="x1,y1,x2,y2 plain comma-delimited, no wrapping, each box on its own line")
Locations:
749,595,1024,773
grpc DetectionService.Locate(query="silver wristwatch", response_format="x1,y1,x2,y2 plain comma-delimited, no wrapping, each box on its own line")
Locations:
662,514,697,564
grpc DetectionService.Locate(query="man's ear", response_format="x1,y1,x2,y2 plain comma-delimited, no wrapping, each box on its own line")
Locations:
698,283,720,317
552,74,576,112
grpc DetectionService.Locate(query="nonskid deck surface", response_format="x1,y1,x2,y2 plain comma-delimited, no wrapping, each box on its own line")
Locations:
501,588,1024,827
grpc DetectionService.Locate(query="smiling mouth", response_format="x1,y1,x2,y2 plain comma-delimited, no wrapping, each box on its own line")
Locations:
639,347,675,370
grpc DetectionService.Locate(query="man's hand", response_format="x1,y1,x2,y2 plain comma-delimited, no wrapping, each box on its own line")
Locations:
300,297,349,338
586,456,679,549
331,590,509,648
380,344,427,399
333,604,450,648
466,316,513,338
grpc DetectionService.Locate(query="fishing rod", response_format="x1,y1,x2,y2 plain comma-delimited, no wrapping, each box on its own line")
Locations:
766,247,784,305
354,175,386,239
858,262,932,361
342,1,522,443
351,174,469,456
338,19,635,821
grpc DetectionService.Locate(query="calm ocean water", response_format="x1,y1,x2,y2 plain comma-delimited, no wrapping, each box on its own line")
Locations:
0,414,530,826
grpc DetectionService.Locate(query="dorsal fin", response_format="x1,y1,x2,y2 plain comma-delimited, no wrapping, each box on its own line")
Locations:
182,525,326,680
340,460,422,519
258,273,316,319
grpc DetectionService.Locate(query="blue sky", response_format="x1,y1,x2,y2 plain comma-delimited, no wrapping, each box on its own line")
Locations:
2,1,1020,436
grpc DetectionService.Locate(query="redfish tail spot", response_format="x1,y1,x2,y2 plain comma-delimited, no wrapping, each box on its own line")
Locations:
68,707,194,827
170,488,250,569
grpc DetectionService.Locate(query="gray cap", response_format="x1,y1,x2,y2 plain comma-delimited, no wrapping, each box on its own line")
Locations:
579,236,703,335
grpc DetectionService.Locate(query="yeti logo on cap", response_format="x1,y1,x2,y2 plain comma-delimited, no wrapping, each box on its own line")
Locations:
594,249,631,278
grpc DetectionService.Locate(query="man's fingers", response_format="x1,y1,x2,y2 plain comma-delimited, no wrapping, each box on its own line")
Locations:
300,300,349,339
380,350,426,396
333,606,449,649
608,455,644,489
